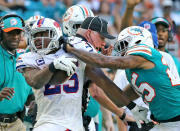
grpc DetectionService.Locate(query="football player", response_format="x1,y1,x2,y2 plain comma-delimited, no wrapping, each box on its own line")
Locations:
64,25,180,131
16,18,78,131
17,15,149,130
62,5,126,131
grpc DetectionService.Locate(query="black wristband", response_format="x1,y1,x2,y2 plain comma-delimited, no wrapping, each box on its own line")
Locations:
63,42,73,53
127,101,136,110
49,63,57,73
83,80,92,89
119,112,126,121
62,42,67,52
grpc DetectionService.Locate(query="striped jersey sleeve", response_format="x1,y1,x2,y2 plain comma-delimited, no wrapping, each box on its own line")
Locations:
16,52,37,72
126,45,152,57
69,36,97,53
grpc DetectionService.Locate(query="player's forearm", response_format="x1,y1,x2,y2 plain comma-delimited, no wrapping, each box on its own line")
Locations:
69,47,105,67
89,83,124,113
69,47,123,69
121,7,134,30
24,67,53,89
25,94,35,106
95,89,124,116
98,79,131,107
101,106,114,123
86,67,131,107
123,84,140,101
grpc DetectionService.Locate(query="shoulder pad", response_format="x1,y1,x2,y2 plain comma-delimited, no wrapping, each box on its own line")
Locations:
126,45,152,57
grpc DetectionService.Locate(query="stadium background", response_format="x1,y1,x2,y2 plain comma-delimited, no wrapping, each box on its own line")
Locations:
0,0,180,56
1,0,180,130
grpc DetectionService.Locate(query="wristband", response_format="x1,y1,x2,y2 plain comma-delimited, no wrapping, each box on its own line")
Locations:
127,101,136,110
119,112,126,121
49,63,57,73
63,42,73,53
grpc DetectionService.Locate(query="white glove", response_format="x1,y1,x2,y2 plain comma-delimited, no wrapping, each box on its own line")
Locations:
53,55,77,76
130,105,150,128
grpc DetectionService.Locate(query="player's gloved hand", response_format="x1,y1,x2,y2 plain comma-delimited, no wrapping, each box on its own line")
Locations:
58,36,73,52
49,55,77,76
127,102,149,128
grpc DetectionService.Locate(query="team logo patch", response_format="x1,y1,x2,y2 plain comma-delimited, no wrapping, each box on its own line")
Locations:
16,57,23,63
63,7,73,22
128,27,144,37
37,18,45,27
36,58,45,66
10,19,18,26
143,23,150,30
53,21,61,31
126,36,132,42
16,49,25,53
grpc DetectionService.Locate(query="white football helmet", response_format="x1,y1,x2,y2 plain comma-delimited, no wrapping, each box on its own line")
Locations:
62,5,94,36
30,18,63,55
114,26,154,56
25,15,45,50
25,15,44,32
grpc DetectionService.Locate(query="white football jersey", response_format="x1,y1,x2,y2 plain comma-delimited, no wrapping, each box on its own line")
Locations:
159,51,180,79
16,35,97,131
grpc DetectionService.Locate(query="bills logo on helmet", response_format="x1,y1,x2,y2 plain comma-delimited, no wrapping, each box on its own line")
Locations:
37,18,45,27
53,21,61,31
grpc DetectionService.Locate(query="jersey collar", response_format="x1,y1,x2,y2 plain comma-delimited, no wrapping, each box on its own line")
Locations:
75,34,88,43
0,45,17,58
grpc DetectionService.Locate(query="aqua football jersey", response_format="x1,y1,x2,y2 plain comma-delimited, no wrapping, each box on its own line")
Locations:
125,44,180,121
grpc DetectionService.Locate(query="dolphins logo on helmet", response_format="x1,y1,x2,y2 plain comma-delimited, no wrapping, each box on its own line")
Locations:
114,26,153,56
62,5,94,36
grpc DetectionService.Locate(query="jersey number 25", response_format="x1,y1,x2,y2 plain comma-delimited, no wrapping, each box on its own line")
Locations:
44,73,79,95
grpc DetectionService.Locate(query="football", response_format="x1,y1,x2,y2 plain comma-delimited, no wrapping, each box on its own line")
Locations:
49,70,71,85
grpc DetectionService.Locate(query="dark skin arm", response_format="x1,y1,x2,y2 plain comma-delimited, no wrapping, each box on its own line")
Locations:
121,0,142,30
123,84,140,101
25,94,35,106
85,65,131,107
23,67,53,89
67,45,153,69
0,87,14,101
23,66,69,89
89,83,124,116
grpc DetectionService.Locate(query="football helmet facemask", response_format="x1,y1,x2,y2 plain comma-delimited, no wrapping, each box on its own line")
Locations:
30,18,63,55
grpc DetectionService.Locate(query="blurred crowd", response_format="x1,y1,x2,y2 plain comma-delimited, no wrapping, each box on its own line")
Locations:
0,0,180,58
0,0,180,130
